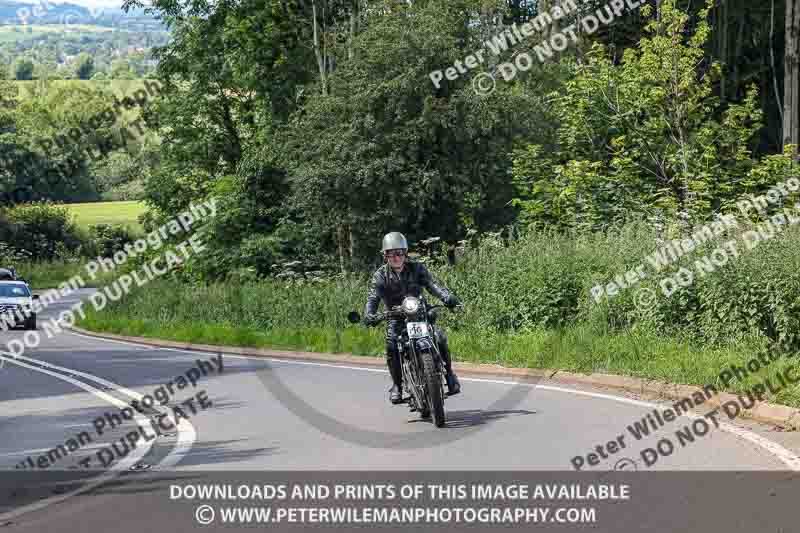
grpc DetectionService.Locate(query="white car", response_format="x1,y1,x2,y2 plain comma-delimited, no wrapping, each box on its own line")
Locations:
0,280,39,330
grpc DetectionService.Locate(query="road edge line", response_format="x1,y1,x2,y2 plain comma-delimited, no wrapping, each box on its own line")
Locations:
67,325,800,431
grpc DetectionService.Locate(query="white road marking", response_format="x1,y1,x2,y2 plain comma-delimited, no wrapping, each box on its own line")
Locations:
7,351,196,468
0,348,198,522
0,355,154,522
66,332,800,471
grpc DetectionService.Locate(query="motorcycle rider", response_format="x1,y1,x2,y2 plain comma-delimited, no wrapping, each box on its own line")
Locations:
363,232,461,404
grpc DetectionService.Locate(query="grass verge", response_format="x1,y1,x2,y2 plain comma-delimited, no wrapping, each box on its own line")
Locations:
78,305,800,410
17,259,119,289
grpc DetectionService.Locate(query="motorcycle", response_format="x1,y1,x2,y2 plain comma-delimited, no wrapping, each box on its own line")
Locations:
348,295,451,428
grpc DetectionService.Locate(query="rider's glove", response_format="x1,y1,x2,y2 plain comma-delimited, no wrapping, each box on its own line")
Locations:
363,314,380,327
444,295,460,309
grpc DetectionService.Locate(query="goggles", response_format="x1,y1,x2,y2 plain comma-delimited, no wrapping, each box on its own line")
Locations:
384,250,406,258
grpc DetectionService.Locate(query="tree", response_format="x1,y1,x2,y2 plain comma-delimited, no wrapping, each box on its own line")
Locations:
74,53,95,80
5,82,124,204
784,0,800,154
285,1,548,270
109,59,135,79
510,0,784,232
11,58,34,81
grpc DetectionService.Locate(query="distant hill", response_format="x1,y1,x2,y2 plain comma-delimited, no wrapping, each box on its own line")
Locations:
0,0,163,29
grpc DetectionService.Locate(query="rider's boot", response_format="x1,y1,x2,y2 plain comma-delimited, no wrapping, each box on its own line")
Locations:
446,372,461,396
387,352,404,404
439,341,461,396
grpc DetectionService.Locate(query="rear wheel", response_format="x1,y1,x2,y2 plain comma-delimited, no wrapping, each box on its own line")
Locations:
420,350,445,428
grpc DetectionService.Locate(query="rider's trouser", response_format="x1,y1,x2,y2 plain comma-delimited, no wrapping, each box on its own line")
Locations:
385,320,454,387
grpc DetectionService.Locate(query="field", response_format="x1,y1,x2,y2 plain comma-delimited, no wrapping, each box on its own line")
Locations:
65,200,147,231
0,24,113,42
13,79,160,101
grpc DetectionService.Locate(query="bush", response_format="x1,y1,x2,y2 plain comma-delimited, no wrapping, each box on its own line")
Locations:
86,218,800,355
90,223,137,258
0,202,85,260
0,241,32,264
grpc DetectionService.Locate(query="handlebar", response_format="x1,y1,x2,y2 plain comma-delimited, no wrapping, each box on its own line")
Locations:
347,303,461,326
374,307,405,322
368,303,459,325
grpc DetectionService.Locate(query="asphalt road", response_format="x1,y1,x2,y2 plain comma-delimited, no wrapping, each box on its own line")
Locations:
3,288,800,532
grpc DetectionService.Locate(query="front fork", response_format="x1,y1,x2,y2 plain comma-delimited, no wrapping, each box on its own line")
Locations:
400,336,445,412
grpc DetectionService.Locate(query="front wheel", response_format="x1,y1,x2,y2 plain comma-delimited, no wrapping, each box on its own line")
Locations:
420,350,445,428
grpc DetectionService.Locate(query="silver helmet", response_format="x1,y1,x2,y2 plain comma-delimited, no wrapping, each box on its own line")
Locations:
381,232,408,253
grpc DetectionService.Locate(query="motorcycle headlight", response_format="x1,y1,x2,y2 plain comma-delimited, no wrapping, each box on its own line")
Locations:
401,297,420,314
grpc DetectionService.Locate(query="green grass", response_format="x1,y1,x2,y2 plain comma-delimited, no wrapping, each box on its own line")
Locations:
75,275,800,410
0,24,114,33
16,260,85,289
13,79,157,99
69,218,800,411
0,24,113,42
78,309,800,408
64,200,146,231
15,259,118,289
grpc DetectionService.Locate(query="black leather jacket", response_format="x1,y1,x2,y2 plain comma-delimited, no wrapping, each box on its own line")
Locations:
364,261,454,320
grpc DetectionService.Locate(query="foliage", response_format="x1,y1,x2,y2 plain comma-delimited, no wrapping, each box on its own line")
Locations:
0,202,84,260
11,57,34,80
511,0,776,233
74,53,95,80
0,240,32,264
79,215,800,356
4,0,795,287
281,0,552,267
88,223,138,257
0,22,168,80
2,80,160,207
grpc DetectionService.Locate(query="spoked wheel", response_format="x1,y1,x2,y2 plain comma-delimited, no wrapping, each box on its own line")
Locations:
420,349,446,427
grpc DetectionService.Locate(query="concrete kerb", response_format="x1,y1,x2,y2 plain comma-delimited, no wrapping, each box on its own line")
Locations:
66,325,800,431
